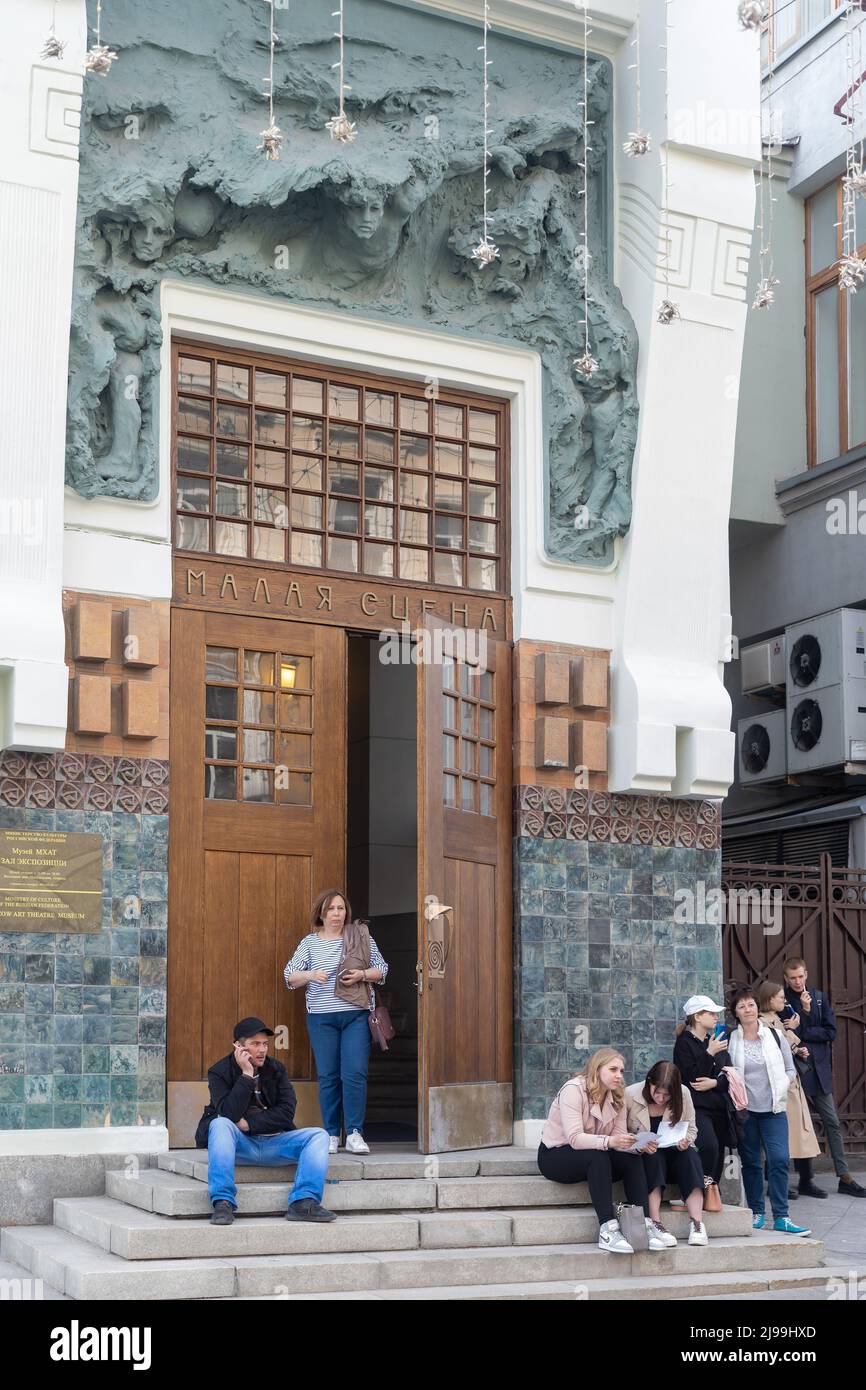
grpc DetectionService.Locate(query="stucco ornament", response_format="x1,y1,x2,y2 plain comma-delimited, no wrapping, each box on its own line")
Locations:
68,0,639,563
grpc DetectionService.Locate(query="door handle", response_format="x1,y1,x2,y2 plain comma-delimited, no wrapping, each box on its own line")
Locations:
413,960,423,995
424,899,453,982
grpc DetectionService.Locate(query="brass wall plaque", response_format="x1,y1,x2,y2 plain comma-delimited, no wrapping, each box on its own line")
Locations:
0,831,103,932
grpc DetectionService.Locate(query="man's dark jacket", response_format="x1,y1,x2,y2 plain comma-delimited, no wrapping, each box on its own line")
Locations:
784,985,836,1097
195,1052,297,1148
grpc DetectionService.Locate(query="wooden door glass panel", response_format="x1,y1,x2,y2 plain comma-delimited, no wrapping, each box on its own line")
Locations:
204,643,315,804
173,342,508,594
437,655,496,819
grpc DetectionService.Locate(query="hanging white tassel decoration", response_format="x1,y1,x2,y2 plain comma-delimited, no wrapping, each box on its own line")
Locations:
41,3,66,60
737,2,766,31
85,0,117,75
257,0,284,160
573,1,597,373
657,0,680,325
326,3,358,143
622,3,650,158
469,0,500,269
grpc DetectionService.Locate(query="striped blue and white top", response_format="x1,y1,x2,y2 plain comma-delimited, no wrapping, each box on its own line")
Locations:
284,932,389,1014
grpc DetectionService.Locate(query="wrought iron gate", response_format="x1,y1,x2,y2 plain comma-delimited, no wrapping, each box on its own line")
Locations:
722,854,866,1152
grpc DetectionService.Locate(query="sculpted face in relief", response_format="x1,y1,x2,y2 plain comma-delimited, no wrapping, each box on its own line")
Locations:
67,0,638,566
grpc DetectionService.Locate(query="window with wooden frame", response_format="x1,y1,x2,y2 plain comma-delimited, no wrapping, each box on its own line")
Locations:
172,342,509,594
761,0,842,64
806,178,866,467
204,643,313,804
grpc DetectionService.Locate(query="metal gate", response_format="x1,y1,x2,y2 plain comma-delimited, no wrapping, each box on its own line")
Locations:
722,854,866,1153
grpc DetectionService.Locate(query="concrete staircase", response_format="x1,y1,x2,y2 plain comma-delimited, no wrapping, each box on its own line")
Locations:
0,1146,839,1301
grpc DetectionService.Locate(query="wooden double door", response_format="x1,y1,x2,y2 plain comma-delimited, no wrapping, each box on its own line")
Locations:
167,608,512,1152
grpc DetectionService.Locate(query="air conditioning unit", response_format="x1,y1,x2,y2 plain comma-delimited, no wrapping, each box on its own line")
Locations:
741,635,786,696
737,710,787,785
785,608,866,697
787,679,866,773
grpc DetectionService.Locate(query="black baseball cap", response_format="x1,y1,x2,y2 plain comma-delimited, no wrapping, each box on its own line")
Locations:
233,1017,274,1041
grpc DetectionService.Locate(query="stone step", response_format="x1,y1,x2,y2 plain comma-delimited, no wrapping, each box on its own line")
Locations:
107,1168,755,1240
109,1168,438,1215
156,1155,722,1211
1,1220,827,1301
157,1145,541,1182
49,1194,819,1268
0,1257,70,1300
252,1267,842,1301
0,1224,236,1301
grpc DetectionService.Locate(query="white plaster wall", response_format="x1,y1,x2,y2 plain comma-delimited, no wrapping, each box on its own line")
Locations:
730,162,806,525
0,0,86,749
609,0,760,796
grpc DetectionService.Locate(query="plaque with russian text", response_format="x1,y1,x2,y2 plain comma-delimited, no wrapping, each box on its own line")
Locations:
0,831,103,932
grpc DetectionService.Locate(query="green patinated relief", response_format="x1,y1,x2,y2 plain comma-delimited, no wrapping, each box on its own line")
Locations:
70,0,638,565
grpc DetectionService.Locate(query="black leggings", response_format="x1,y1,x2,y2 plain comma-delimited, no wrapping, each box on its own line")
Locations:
537,1143,650,1224
693,1110,728,1185
642,1143,705,1201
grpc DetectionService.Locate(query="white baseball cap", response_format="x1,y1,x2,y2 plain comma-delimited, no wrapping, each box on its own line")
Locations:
683,994,724,1016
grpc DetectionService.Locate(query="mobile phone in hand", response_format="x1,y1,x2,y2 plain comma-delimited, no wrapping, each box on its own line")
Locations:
713,1022,727,1040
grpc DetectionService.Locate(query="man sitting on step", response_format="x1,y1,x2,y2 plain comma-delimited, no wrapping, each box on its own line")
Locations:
196,1016,336,1226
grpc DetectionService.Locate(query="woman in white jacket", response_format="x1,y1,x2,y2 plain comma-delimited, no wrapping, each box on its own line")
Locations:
727,987,810,1237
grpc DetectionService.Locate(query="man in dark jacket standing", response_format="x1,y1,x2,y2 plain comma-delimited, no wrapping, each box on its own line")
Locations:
783,959,866,1199
196,1017,335,1225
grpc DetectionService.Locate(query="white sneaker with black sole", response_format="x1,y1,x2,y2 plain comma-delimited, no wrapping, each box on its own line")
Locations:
598,1218,634,1254
345,1130,370,1155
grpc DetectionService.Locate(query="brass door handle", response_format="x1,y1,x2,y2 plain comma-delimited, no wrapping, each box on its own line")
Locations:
424,899,453,981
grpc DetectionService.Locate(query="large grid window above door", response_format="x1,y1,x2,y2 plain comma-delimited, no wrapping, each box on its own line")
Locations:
173,343,508,594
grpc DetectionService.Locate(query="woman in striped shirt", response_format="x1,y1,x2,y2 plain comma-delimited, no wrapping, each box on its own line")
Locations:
285,888,389,1155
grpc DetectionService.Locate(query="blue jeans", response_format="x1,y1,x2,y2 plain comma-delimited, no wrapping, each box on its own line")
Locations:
207,1117,329,1208
306,1008,371,1137
739,1110,791,1220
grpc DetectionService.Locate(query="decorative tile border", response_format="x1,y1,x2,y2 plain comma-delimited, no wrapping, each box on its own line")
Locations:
0,752,169,814
514,786,720,848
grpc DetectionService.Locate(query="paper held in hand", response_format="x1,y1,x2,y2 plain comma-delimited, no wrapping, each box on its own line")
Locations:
631,1119,689,1151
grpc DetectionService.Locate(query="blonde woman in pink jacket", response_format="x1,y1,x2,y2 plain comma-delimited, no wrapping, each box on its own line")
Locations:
538,1047,666,1254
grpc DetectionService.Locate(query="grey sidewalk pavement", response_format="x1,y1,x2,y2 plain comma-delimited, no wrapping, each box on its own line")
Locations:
698,1166,866,1301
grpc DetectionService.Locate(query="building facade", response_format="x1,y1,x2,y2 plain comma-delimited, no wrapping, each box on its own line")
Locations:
0,0,756,1172
724,0,866,1148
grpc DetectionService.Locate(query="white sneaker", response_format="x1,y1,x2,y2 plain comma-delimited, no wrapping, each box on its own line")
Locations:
345,1130,370,1155
598,1218,633,1254
646,1218,678,1249
688,1220,709,1246
328,1135,339,1155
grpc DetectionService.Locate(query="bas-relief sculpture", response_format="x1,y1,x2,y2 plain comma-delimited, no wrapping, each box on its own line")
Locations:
69,0,639,564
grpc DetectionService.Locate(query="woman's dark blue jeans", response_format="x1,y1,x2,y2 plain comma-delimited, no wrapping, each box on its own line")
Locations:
306,1008,371,1137
739,1110,790,1220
